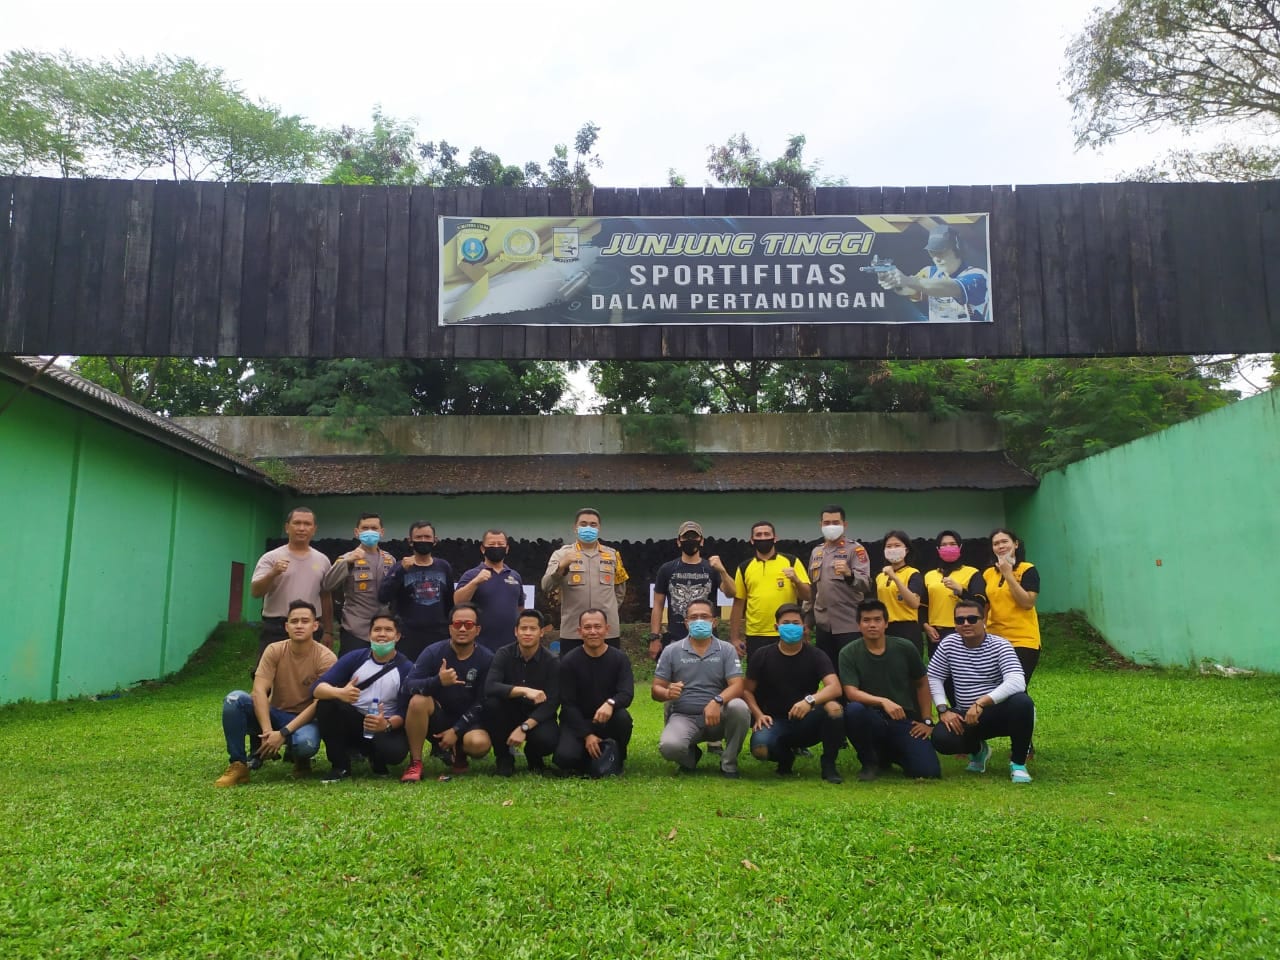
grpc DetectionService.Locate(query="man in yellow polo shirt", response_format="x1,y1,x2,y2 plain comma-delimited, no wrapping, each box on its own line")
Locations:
729,521,812,660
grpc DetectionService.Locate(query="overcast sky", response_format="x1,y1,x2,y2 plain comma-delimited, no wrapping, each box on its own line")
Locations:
9,0,1210,187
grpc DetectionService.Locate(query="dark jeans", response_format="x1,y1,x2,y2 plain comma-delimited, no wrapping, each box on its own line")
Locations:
814,628,859,665
889,621,924,657
337,627,370,657
1014,647,1040,686
553,709,632,773
930,692,1035,765
843,703,941,778
221,690,320,764
557,637,621,658
485,696,559,762
749,708,844,764
315,699,408,770
744,634,778,661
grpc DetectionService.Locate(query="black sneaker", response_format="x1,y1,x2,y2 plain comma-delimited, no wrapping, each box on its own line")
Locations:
856,766,880,782
821,763,844,785
246,755,264,772
527,754,546,774
321,768,350,784
370,760,389,777
775,755,796,776
495,755,515,777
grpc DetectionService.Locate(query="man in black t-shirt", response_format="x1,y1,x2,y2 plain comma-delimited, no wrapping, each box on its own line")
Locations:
554,609,634,776
743,604,845,783
648,521,735,661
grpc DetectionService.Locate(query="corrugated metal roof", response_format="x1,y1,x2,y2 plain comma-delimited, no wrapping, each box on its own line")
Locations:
274,452,1037,495
0,356,276,487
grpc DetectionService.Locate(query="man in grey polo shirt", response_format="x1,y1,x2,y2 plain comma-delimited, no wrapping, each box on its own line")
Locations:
651,598,750,778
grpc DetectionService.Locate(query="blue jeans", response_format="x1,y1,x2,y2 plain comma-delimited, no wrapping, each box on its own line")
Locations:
843,702,941,778
749,709,844,764
221,690,320,764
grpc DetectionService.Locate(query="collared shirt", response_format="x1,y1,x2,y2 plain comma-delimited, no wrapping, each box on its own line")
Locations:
808,538,871,633
654,637,742,716
542,542,629,639
456,563,526,652
321,549,396,640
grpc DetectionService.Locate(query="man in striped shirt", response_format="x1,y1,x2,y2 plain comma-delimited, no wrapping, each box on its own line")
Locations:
927,597,1035,783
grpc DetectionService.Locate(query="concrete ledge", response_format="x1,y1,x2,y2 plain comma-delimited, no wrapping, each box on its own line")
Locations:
174,412,1004,459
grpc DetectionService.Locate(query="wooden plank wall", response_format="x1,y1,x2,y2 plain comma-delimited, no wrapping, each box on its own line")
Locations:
1,176,1277,359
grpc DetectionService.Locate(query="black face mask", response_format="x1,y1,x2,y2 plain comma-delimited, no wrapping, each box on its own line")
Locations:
679,540,701,556
484,546,507,563
752,538,776,555
411,541,435,556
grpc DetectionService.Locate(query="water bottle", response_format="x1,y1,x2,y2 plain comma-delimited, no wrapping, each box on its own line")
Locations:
364,698,379,739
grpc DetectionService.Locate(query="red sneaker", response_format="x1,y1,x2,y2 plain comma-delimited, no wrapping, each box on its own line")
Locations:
400,759,424,783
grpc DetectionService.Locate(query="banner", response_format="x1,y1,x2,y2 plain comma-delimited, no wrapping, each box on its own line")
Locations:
439,214,992,326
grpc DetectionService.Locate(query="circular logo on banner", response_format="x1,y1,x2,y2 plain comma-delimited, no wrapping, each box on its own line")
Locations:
503,228,540,261
460,237,487,263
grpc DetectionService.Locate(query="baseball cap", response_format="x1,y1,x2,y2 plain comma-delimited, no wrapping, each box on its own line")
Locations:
924,226,961,254
677,521,703,538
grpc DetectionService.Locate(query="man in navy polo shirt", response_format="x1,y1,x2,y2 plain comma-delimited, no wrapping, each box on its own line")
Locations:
454,528,525,653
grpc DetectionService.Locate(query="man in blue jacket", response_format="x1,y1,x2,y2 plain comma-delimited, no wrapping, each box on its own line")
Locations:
311,613,414,782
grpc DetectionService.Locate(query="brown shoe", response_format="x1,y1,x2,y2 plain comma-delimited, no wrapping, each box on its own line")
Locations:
292,757,312,779
215,761,250,787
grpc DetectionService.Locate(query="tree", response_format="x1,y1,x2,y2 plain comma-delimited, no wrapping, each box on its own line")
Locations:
705,132,845,191
71,357,253,415
0,50,323,181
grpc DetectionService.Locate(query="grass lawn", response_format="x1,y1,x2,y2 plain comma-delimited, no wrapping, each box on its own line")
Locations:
1,615,1277,959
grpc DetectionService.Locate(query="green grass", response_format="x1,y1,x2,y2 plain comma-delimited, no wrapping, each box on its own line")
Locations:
2,615,1278,959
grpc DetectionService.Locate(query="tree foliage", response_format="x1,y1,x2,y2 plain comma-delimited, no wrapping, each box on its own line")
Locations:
0,50,323,180
1066,0,1280,147
704,133,844,191
71,357,253,415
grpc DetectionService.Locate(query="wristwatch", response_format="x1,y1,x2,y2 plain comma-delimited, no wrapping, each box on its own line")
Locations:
923,718,935,727
606,698,617,707
804,694,817,707
280,726,292,741
645,632,661,642
712,695,724,705
520,722,531,733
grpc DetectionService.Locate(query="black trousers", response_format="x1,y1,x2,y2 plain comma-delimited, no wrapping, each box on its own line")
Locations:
315,699,409,770
889,621,924,657
337,627,369,657
553,709,632,772
484,697,559,761
1014,647,1040,686
930,692,1035,765
814,628,859,665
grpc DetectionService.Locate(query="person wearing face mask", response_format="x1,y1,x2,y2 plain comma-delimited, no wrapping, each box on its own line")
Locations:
378,521,455,663
455,529,525,652
542,507,629,657
322,512,397,656
874,530,925,657
982,528,1042,685
807,504,872,663
311,613,414,782
729,521,812,661
651,598,749,778
921,530,984,659
742,604,845,783
648,521,735,661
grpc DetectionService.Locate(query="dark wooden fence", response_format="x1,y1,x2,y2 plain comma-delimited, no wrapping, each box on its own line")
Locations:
3,176,1277,359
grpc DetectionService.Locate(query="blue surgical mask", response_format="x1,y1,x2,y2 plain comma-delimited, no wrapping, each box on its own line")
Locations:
688,620,714,640
358,530,381,548
577,526,600,544
777,623,805,644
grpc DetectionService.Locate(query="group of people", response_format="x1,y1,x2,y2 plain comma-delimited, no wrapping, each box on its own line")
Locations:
215,504,1042,786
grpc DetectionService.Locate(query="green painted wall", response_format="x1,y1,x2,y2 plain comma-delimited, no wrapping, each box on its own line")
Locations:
305,490,1010,546
1008,390,1280,671
0,384,280,703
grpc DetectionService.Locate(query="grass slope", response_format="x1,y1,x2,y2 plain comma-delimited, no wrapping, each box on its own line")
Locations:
1,616,1277,959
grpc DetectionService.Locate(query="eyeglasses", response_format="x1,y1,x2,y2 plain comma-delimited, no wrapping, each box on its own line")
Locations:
955,615,983,625
451,620,478,629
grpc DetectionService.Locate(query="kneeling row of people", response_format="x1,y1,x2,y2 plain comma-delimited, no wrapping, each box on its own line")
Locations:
214,595,1034,786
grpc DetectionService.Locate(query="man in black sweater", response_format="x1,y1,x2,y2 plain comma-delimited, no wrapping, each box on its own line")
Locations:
554,608,634,776
485,609,560,776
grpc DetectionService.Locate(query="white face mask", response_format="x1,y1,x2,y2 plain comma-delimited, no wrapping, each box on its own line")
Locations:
820,524,844,542
884,547,907,564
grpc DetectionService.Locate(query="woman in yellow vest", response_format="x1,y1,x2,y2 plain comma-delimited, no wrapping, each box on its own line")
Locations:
982,528,1042,683
874,530,924,655
922,530,984,658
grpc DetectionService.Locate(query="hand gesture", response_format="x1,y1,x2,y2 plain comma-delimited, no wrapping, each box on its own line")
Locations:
753,713,773,732
665,681,685,703
401,555,415,570
557,553,573,575
438,659,459,686
788,699,812,721
882,564,896,578
272,558,290,576
940,711,965,735
434,727,458,751
708,555,725,573
507,726,527,748
337,677,362,704
592,701,614,725
996,553,1014,574
909,721,933,740
881,698,905,721
782,565,798,584
941,576,960,592
473,568,493,584
833,558,850,577
342,550,363,564
255,729,285,759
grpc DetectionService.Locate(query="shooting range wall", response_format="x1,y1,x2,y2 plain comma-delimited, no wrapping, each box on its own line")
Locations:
0,380,279,704
2,176,1278,360
1009,389,1280,672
